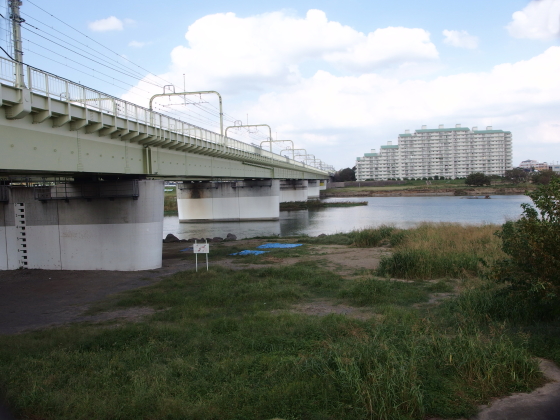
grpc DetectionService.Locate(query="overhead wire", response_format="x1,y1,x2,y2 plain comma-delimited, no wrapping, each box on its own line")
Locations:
8,3,316,162
21,22,163,87
21,28,163,91
20,12,159,83
25,0,173,87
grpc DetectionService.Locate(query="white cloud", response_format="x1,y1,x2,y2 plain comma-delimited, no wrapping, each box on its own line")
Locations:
121,10,560,168
442,29,479,49
89,16,124,32
163,10,437,92
325,27,438,71
507,0,560,40
243,47,560,165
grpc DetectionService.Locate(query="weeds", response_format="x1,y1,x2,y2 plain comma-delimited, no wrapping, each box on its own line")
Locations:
376,223,504,279
339,278,430,306
0,224,553,420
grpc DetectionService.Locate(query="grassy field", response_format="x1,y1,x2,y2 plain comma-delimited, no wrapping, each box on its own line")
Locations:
0,224,558,420
164,188,178,215
327,179,535,194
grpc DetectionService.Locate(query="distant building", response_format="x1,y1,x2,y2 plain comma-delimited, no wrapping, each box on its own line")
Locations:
355,125,512,181
519,160,549,171
550,164,560,173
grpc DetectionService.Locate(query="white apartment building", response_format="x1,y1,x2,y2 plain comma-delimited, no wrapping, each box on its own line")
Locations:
355,124,512,181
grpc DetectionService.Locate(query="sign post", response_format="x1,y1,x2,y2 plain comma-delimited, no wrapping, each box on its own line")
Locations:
193,240,209,271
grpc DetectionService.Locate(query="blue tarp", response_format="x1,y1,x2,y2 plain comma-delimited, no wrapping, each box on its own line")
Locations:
256,243,303,249
180,247,193,252
229,250,269,256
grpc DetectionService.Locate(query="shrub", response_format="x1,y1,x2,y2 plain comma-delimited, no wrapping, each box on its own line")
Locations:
465,172,491,186
531,170,558,185
492,178,560,304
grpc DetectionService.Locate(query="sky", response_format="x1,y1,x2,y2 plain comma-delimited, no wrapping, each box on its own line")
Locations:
2,0,560,170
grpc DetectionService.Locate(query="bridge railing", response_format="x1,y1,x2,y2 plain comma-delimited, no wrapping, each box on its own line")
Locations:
0,57,326,174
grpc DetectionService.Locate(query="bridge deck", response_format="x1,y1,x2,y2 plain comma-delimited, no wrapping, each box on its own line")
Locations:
0,57,329,180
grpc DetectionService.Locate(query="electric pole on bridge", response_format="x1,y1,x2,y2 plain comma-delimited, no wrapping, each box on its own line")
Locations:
9,0,26,88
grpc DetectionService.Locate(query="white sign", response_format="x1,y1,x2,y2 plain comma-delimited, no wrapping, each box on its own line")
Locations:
193,243,209,254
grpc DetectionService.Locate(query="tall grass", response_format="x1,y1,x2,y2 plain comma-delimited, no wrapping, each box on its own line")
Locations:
298,225,401,247
376,223,505,279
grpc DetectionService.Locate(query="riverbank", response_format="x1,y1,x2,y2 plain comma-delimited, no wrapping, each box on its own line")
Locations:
279,200,367,211
324,184,534,197
1,223,559,419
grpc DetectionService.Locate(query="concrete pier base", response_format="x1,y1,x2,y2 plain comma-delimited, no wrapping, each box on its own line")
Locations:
307,180,320,198
280,180,308,203
178,180,280,222
0,180,163,271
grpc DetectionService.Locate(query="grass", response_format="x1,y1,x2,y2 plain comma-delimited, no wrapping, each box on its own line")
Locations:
328,179,535,194
0,225,556,420
297,225,401,247
0,260,546,420
339,278,431,306
164,189,178,215
376,223,504,279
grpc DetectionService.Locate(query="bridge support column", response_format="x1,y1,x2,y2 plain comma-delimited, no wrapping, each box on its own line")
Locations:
319,180,327,191
279,180,308,203
307,180,320,198
0,180,163,271
178,180,280,222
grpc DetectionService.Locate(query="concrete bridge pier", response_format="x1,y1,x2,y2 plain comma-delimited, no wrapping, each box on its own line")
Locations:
279,180,308,203
319,180,327,191
307,180,321,199
0,180,164,271
177,180,280,222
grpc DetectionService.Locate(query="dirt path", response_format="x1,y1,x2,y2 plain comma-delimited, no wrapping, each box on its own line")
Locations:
472,359,560,420
0,243,198,335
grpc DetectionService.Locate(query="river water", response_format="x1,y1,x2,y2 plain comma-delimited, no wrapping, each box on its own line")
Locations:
163,195,531,240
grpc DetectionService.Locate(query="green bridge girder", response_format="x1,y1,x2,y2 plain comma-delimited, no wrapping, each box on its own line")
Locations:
0,59,329,181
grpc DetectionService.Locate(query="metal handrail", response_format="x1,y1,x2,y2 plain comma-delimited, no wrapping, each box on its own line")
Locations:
0,56,329,173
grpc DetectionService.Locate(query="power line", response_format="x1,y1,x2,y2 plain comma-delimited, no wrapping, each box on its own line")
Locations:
25,0,173,87
20,14,161,85
21,25,164,89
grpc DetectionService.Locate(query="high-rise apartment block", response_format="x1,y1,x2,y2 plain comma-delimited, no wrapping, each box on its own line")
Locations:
355,124,512,181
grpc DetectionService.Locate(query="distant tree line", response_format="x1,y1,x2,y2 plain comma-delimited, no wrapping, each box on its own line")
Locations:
332,167,356,182
465,168,559,186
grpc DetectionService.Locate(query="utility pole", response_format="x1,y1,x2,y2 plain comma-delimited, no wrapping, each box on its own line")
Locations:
9,0,26,88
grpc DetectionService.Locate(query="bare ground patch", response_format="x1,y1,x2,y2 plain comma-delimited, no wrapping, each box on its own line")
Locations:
273,299,379,321
76,307,158,324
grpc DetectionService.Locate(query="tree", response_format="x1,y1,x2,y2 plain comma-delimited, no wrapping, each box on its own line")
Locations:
465,172,491,186
493,178,560,304
531,170,558,185
332,167,356,182
504,168,528,184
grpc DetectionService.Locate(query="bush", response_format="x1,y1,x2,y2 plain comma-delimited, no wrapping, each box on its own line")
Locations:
531,170,558,185
492,178,560,304
465,172,491,186
504,168,528,184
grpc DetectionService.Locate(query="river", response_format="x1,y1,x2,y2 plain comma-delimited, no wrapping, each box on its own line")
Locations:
163,195,531,240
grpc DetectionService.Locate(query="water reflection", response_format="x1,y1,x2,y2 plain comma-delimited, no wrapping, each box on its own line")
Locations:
163,195,531,240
